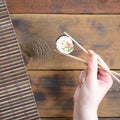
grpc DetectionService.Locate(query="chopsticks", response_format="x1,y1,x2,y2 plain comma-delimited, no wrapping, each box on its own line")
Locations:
59,32,120,83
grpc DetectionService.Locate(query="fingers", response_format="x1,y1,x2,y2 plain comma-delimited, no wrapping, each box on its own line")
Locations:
78,50,113,88
98,69,110,81
96,53,110,71
73,86,80,102
98,68,113,85
86,50,98,85
79,70,87,85
74,69,88,102
88,50,113,85
98,68,110,78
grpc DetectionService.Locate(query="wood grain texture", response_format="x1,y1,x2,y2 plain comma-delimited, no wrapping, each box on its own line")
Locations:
4,0,120,119
99,118,120,120
0,2,40,119
29,71,120,92
28,71,120,117
6,0,120,14
41,118,71,120
10,14,120,69
41,118,120,120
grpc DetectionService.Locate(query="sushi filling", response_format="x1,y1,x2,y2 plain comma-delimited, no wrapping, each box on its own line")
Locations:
56,36,74,54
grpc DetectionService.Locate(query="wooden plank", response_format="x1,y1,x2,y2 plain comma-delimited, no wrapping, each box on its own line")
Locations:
36,92,120,117
6,0,120,14
29,71,120,92
41,118,72,120
28,71,120,117
10,14,120,69
41,118,120,120
99,118,120,120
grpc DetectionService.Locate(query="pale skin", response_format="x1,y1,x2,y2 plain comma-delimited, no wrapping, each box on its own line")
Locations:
73,50,113,120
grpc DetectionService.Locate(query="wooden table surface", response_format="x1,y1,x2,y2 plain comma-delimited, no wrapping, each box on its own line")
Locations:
6,0,120,119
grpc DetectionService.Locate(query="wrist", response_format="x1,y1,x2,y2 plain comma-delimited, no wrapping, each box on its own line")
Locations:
73,107,98,120
79,109,98,120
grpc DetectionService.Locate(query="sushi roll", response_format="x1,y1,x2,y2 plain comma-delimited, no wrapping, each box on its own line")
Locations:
56,35,74,54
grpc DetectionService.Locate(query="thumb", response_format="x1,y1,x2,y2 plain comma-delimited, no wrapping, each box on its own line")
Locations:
86,50,98,86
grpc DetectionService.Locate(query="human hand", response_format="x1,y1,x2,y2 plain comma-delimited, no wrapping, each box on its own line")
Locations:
73,50,113,120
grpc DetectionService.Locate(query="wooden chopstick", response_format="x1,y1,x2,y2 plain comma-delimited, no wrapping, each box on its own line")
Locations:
63,53,120,83
64,32,89,54
111,71,120,77
55,48,120,83
64,32,120,83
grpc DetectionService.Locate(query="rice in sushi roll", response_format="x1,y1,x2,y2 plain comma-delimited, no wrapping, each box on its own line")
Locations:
56,35,74,54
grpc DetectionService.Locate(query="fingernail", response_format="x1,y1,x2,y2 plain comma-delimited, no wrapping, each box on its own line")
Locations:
88,52,98,70
88,50,95,55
